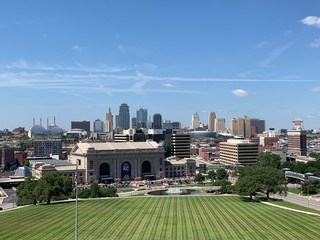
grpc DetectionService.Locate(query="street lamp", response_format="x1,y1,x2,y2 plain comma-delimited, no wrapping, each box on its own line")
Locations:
307,185,311,207
75,160,79,240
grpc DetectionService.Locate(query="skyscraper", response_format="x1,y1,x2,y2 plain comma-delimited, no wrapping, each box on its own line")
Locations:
208,112,216,131
118,103,130,130
93,119,104,133
230,116,265,138
230,116,251,138
105,108,113,133
153,113,162,129
191,113,200,129
287,119,307,156
136,107,148,129
215,118,225,133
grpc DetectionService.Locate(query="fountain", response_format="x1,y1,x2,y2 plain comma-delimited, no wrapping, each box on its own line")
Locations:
165,187,182,195
148,187,200,196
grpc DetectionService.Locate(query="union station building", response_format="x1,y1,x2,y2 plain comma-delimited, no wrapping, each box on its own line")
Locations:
68,141,166,183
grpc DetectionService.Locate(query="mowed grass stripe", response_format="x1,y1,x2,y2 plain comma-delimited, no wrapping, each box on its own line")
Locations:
186,197,203,239
229,204,277,239
189,196,210,239
181,196,199,239
121,197,156,239
222,199,267,239
152,196,168,239
110,198,150,239
208,197,238,239
79,199,128,239
201,196,226,239
240,202,290,240
2,196,320,240
129,196,159,239
143,197,165,239
263,203,320,238
176,196,186,239
246,203,296,240
105,198,146,239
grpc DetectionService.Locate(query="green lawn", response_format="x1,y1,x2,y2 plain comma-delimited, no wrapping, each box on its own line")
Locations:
1,196,320,240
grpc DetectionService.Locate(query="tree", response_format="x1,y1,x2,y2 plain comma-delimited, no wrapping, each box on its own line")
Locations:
218,179,233,194
257,153,281,169
35,172,72,204
207,170,216,185
194,173,205,183
216,169,229,180
16,177,38,205
235,166,287,199
302,180,320,195
235,175,260,199
90,182,101,198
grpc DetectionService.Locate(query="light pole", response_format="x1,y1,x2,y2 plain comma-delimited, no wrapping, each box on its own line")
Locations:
307,185,311,207
75,160,79,240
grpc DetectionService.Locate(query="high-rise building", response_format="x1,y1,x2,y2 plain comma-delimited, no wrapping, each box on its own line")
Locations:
118,103,130,130
250,119,265,135
33,139,63,158
230,116,265,138
171,134,191,159
93,119,104,133
287,119,307,156
220,139,259,166
153,113,162,129
105,108,113,133
146,115,153,129
191,113,200,129
71,121,90,135
1,147,15,170
215,118,225,133
131,117,137,129
136,107,148,129
208,112,216,131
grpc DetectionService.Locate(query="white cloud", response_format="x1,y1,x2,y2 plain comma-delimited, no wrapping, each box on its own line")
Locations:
310,38,320,48
162,83,174,87
310,87,320,92
301,16,320,28
232,89,248,97
72,45,82,51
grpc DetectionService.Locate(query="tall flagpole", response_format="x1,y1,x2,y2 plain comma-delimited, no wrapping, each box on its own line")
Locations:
75,160,78,240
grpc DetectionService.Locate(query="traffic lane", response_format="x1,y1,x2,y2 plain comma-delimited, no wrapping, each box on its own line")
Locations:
271,193,320,211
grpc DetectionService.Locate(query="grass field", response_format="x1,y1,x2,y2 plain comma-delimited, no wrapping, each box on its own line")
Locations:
1,196,320,240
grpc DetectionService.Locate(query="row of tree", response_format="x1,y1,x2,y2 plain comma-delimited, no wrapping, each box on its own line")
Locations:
17,172,72,205
17,172,118,205
235,166,287,199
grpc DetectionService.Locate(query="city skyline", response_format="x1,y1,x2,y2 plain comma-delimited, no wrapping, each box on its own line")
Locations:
1,1,320,130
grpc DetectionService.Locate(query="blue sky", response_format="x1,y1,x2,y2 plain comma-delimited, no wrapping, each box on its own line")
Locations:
1,0,320,131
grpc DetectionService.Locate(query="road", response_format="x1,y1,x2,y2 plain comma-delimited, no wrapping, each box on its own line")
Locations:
0,188,16,210
271,192,320,211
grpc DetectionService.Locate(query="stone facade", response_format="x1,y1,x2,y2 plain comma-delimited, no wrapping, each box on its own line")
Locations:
69,141,165,183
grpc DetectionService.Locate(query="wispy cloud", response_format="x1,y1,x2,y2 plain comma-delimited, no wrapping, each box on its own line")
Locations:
254,41,268,49
310,38,320,48
232,89,248,97
310,87,320,92
259,41,296,67
72,45,82,51
301,16,320,28
0,60,314,97
162,83,174,87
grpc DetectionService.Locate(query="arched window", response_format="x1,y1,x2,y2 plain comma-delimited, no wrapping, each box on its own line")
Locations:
142,161,151,176
100,163,110,177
